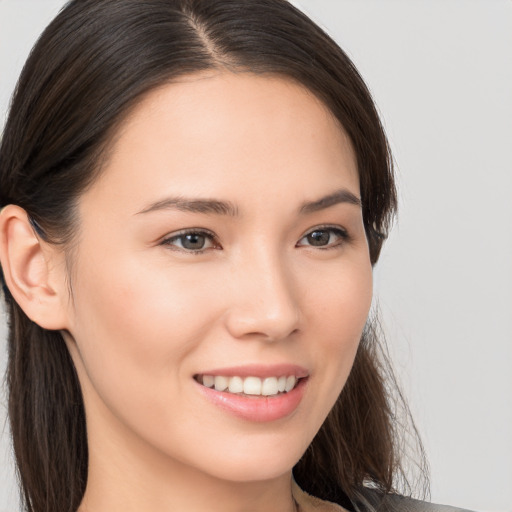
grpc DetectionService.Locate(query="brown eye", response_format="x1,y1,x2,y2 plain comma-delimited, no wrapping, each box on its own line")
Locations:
298,227,348,248
307,230,331,246
180,233,207,250
161,230,218,252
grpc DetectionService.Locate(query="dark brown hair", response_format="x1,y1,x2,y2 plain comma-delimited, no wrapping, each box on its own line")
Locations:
0,1,427,511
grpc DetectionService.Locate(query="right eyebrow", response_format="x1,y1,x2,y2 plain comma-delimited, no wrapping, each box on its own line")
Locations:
298,188,362,214
135,196,240,217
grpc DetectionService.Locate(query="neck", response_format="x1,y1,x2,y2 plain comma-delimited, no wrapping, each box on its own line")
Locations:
79,404,297,512
80,456,297,512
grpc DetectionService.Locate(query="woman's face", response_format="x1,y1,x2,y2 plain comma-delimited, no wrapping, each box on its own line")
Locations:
62,72,373,483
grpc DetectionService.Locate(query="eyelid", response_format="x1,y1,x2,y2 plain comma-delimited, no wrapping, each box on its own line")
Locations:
296,224,350,249
159,228,220,253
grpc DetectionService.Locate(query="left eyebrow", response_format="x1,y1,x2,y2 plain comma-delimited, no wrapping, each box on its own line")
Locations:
298,189,362,214
135,196,240,217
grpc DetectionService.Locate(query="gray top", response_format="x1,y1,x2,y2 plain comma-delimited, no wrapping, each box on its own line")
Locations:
354,487,475,512
292,479,475,512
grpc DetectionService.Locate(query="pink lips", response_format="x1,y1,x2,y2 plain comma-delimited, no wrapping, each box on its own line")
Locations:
194,364,309,422
196,364,309,379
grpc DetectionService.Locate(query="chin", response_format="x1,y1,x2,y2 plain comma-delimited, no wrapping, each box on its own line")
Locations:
195,434,309,483
206,459,296,484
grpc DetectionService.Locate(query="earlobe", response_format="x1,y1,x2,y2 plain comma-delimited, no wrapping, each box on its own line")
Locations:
0,205,69,330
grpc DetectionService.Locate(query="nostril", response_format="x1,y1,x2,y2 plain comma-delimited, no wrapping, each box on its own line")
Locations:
224,302,301,342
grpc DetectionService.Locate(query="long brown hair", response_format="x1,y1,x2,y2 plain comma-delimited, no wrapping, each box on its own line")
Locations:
0,1,427,511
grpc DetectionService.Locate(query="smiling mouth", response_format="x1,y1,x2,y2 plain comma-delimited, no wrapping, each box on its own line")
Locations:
194,374,303,397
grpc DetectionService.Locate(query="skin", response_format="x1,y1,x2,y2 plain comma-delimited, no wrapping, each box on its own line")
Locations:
0,72,373,512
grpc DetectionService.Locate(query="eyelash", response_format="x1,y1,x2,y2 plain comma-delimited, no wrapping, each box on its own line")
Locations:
160,225,350,254
160,229,220,254
296,225,350,250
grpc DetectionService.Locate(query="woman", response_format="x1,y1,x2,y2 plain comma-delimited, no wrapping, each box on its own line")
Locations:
0,1,473,511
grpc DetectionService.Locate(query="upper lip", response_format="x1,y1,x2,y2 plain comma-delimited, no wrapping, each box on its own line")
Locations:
194,364,309,379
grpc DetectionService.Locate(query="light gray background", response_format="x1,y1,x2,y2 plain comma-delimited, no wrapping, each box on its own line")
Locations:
1,1,511,511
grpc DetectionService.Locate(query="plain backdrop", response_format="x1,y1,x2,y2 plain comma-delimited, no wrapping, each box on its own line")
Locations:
1,1,511,511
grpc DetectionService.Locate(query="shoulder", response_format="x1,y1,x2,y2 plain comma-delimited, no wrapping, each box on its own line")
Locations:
292,479,475,512
354,488,476,512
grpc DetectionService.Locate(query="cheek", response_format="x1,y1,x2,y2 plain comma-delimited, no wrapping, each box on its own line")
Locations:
66,253,221,410
65,255,229,458
303,256,372,398
304,253,373,338
72,249,217,345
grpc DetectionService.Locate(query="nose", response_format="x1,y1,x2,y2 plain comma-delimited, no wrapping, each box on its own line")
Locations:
224,249,301,342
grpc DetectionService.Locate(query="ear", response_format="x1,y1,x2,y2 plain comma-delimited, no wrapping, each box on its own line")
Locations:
0,205,69,330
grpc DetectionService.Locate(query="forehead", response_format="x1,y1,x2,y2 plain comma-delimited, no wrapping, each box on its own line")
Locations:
84,71,359,214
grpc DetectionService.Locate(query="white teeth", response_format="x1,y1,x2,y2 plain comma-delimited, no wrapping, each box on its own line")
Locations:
285,376,297,392
228,376,244,393
203,375,215,388
214,376,229,391
262,377,278,396
243,376,262,395
200,374,300,396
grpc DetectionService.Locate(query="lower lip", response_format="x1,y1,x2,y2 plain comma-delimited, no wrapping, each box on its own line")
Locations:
195,378,308,422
